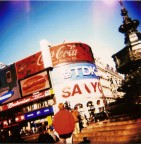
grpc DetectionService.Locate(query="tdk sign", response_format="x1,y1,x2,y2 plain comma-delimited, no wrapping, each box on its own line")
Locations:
52,63,100,84
63,63,99,79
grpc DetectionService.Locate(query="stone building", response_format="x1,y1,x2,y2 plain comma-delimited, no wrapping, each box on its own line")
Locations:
95,57,124,104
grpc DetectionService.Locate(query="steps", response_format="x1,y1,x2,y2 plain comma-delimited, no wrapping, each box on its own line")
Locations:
23,118,141,143
73,118,141,144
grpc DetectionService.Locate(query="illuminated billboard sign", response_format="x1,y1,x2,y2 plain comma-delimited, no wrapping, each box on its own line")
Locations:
0,64,21,105
53,79,103,108
24,107,53,120
15,52,44,80
51,63,100,85
20,70,50,97
0,90,52,111
50,43,94,67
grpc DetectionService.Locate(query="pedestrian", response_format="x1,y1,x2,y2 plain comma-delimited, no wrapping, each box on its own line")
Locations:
71,107,80,135
53,103,75,143
38,128,55,143
78,114,84,132
49,129,60,143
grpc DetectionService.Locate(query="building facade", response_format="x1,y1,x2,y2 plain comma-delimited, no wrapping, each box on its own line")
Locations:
95,57,124,104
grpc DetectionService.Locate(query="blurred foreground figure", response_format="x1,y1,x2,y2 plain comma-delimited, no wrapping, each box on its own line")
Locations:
38,128,55,143
53,103,75,143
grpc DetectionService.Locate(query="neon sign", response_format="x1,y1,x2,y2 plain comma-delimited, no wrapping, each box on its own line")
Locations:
24,107,53,120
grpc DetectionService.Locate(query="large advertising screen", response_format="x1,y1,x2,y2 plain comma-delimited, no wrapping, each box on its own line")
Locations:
19,70,50,97
0,64,21,105
15,52,44,80
50,43,94,67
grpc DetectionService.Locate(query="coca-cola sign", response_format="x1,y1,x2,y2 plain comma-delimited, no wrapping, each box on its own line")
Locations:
50,43,94,67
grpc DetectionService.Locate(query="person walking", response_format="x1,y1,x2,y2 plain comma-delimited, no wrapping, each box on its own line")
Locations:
53,103,75,143
71,107,80,135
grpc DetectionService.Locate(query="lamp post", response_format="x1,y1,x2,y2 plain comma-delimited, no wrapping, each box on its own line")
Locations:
110,0,141,118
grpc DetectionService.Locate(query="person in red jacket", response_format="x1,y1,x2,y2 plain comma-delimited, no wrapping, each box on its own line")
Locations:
53,103,75,143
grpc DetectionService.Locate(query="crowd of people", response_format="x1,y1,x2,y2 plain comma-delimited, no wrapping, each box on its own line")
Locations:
52,102,108,143
0,102,108,143
52,102,99,143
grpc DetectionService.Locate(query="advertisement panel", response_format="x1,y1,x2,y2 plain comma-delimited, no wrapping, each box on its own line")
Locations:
53,79,103,109
0,90,52,111
0,64,21,105
19,71,50,97
15,52,44,80
51,63,99,85
24,106,53,120
50,43,94,67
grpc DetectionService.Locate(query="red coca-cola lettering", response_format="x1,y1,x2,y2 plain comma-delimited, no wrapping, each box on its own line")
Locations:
50,43,94,67
56,44,78,59
37,54,43,66
51,44,78,60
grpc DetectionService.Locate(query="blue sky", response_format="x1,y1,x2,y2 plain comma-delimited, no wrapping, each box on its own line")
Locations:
0,0,141,68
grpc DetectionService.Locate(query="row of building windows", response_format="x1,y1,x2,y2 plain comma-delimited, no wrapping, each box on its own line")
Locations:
95,57,124,102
